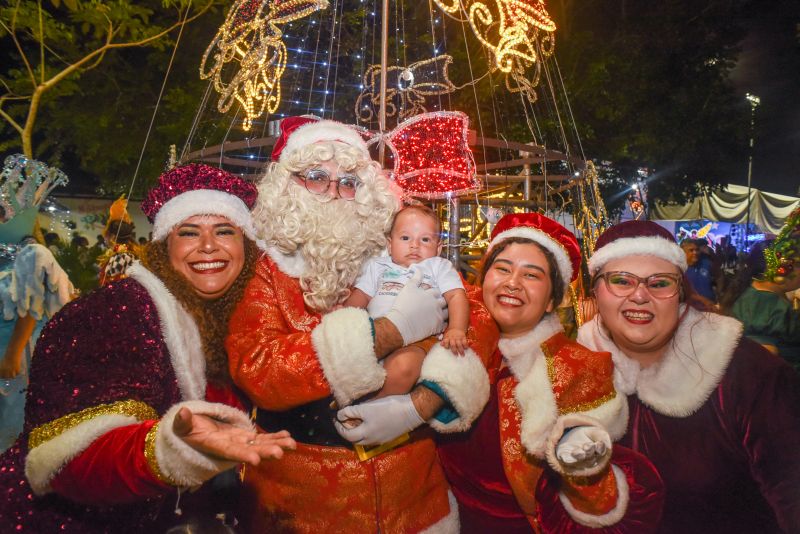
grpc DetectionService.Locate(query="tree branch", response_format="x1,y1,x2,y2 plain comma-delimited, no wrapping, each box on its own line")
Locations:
1,9,37,87
0,101,24,135
40,0,213,92
38,0,45,84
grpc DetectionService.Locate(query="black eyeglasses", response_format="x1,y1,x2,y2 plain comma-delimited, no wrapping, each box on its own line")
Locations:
593,271,682,299
293,168,361,200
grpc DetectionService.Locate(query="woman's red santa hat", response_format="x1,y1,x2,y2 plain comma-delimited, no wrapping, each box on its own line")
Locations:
489,212,582,291
588,220,687,275
271,116,371,162
140,163,259,243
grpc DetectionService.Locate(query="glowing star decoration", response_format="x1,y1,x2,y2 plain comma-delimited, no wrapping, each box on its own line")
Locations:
376,111,478,199
355,55,457,123
200,0,328,131
432,0,556,103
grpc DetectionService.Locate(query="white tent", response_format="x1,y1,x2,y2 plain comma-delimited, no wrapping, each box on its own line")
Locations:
652,184,799,234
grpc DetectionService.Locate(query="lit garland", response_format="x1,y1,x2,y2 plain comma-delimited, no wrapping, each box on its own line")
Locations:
432,0,556,103
376,111,478,199
763,207,800,283
200,0,328,131
355,55,456,123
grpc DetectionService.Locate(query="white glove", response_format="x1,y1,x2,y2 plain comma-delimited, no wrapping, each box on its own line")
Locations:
556,425,611,466
334,394,425,446
383,270,448,345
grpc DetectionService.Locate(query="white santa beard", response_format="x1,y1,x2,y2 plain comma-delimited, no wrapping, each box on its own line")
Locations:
259,181,387,312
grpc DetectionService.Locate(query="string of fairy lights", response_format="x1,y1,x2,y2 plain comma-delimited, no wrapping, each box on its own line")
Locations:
183,0,612,274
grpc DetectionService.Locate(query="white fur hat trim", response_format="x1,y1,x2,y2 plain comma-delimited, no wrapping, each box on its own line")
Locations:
489,227,573,289
151,189,258,243
280,120,370,162
587,236,687,275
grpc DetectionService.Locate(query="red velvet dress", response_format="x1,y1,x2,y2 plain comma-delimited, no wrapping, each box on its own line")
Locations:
579,309,800,533
0,265,247,532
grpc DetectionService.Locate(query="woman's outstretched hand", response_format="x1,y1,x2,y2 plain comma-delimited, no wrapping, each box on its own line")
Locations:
172,407,296,466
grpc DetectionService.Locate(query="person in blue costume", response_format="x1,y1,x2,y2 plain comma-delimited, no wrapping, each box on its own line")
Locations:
0,155,73,452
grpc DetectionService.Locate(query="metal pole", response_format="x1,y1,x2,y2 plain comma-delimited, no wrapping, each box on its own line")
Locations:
448,196,460,267
745,93,760,242
378,0,389,165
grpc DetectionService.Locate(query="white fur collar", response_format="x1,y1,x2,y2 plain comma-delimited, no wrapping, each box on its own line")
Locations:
128,263,206,401
577,307,743,417
497,313,563,380
498,313,563,456
266,246,307,278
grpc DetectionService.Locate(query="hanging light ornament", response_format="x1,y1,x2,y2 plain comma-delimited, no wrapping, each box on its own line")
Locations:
200,0,328,131
376,111,479,199
355,55,457,123
432,0,556,103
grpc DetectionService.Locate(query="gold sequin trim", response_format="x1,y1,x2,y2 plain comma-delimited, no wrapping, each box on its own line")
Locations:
144,421,176,486
29,399,158,450
542,341,617,414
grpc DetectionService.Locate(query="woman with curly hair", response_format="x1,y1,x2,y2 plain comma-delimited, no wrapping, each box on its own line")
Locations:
0,163,295,533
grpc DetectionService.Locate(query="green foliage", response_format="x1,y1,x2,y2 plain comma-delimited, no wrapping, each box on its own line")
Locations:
53,242,101,295
548,0,751,203
0,0,223,190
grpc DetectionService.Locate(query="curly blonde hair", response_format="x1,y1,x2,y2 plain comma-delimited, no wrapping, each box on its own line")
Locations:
141,238,259,385
254,142,400,312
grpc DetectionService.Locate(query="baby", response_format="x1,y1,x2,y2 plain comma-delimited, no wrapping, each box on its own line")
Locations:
345,205,470,398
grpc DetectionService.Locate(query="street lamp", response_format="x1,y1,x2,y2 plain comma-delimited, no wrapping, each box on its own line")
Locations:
745,93,760,242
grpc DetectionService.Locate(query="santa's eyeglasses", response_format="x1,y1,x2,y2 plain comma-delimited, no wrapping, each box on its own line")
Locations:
292,168,361,200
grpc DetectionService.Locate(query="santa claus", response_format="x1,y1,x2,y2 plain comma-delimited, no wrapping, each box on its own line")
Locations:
226,116,499,532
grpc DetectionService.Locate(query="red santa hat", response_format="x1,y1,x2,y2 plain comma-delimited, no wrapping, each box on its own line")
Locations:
588,220,687,275
141,163,259,243
271,116,371,162
489,213,582,290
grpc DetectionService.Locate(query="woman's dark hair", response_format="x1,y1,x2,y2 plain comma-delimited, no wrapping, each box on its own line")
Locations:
718,239,772,313
141,237,259,385
105,220,136,245
479,236,565,309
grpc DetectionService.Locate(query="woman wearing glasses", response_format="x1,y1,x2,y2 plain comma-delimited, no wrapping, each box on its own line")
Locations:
578,220,800,533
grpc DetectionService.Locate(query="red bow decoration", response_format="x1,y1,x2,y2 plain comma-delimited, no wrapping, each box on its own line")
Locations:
377,111,479,199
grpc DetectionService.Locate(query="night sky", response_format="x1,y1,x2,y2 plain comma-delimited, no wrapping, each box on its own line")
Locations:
728,1,800,196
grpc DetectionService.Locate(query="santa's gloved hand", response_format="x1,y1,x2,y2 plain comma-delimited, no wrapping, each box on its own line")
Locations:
384,270,448,344
556,425,611,466
334,394,424,446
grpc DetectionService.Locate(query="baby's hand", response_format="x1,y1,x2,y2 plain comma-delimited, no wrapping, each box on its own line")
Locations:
441,328,468,356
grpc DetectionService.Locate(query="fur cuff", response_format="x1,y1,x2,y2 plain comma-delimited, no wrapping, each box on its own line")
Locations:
545,414,613,478
420,344,490,433
419,490,460,534
25,414,141,495
312,307,385,407
558,464,630,528
155,400,253,488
